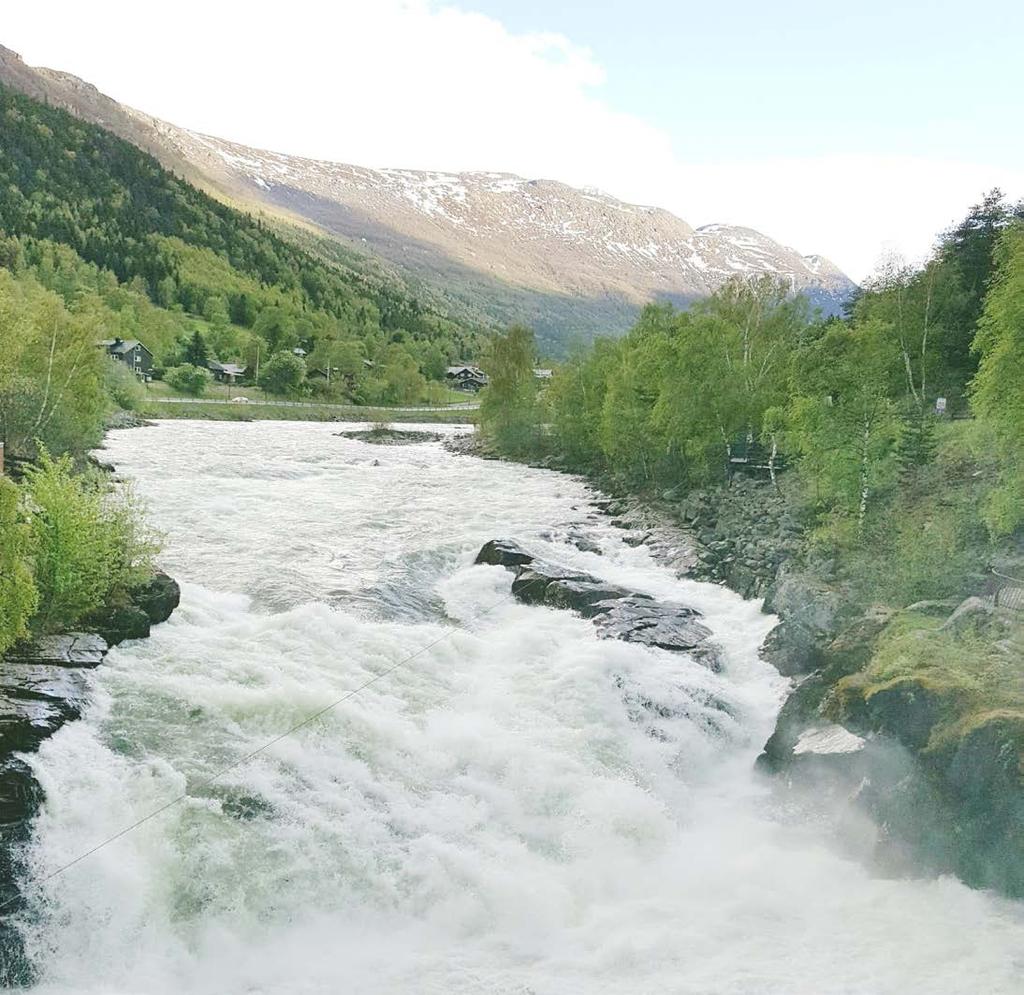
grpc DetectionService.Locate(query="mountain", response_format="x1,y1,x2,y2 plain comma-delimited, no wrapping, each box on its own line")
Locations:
0,45,856,353
0,74,483,381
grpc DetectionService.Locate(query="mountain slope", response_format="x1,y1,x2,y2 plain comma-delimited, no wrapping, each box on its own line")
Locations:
0,77,483,367
0,45,856,351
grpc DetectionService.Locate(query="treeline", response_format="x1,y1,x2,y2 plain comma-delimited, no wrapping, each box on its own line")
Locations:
481,191,1024,604
0,82,486,400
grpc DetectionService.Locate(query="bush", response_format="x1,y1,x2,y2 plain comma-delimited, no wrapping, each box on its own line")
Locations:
22,449,159,633
165,363,211,397
259,351,307,396
0,478,38,653
104,360,146,411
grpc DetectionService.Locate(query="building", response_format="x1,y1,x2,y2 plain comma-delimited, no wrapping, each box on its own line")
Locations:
100,338,153,378
207,361,248,384
533,368,553,382
446,365,489,392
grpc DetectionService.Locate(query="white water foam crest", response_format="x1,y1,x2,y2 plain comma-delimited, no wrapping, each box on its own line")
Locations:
13,421,1024,993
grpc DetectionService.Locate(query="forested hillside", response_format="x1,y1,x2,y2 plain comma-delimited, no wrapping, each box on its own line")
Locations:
0,82,485,398
477,192,1024,893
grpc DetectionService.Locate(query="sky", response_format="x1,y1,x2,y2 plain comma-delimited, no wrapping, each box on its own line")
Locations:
3,0,1023,280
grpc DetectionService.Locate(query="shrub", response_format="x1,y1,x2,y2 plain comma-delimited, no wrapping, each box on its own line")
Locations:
0,478,38,653
259,351,306,396
165,363,211,397
22,449,159,633
104,359,146,411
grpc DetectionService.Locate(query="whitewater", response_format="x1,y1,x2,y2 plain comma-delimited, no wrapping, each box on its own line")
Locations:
12,420,1024,994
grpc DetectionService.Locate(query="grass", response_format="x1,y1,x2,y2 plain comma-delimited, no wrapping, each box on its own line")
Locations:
831,609,1024,750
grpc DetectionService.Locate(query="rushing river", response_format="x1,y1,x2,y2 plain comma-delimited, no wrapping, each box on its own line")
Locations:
14,420,1024,993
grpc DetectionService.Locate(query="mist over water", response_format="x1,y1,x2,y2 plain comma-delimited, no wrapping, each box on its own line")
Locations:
15,421,1024,993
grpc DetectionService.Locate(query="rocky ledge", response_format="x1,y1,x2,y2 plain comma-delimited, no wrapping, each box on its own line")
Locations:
335,427,445,446
476,539,720,669
0,570,180,985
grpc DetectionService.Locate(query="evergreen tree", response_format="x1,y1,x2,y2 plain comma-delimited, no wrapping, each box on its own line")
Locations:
183,329,209,368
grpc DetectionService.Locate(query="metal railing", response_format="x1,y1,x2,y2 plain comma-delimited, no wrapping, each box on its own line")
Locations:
991,569,1024,613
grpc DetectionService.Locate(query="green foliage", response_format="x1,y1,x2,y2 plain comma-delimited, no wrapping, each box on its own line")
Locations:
479,325,541,456
0,478,38,654
895,405,938,488
781,319,901,526
104,359,146,411
22,449,158,633
183,329,209,368
0,268,108,458
376,346,427,404
543,280,811,487
259,352,307,396
165,364,212,397
971,222,1024,534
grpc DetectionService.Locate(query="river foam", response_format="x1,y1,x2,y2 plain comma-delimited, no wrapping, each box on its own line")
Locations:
14,421,1024,993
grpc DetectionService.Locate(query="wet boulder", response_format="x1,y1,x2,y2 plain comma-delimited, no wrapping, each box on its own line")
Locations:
478,539,719,669
132,570,181,626
543,578,635,616
89,605,151,647
475,539,536,570
595,596,717,661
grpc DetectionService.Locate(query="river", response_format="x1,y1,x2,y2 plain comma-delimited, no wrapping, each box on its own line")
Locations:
14,420,1024,993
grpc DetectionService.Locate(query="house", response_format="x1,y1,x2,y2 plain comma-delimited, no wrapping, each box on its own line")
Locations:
533,368,553,382
207,360,248,384
446,365,489,392
99,338,153,379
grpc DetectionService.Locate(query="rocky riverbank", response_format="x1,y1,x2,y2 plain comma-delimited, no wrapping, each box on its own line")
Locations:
0,570,180,985
451,433,1024,900
650,475,1024,899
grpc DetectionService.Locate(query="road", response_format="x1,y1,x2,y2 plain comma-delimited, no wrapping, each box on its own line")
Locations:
151,397,480,413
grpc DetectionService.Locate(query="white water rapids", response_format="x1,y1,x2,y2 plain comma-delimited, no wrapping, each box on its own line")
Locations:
14,420,1024,993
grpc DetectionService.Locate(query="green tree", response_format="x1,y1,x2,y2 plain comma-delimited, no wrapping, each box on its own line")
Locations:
183,328,209,367
0,478,38,654
259,351,307,396
782,320,901,530
0,270,107,459
479,325,540,456
971,222,1024,533
165,363,212,397
380,346,426,404
253,307,298,354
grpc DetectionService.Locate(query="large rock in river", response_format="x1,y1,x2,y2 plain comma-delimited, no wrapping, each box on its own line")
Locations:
476,539,720,669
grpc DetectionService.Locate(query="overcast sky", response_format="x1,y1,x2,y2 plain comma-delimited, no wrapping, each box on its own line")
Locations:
4,0,1023,280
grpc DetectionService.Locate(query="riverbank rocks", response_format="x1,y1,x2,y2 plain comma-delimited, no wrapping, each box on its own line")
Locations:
0,570,181,981
335,427,444,445
682,477,804,598
132,570,181,626
86,569,181,646
476,539,719,669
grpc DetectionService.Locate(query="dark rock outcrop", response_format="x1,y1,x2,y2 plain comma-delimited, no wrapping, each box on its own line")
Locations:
475,539,536,569
0,632,108,986
132,570,181,626
85,570,181,646
476,539,719,669
0,570,180,982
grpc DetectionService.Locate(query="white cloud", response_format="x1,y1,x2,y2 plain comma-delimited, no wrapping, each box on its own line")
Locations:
3,0,1021,281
